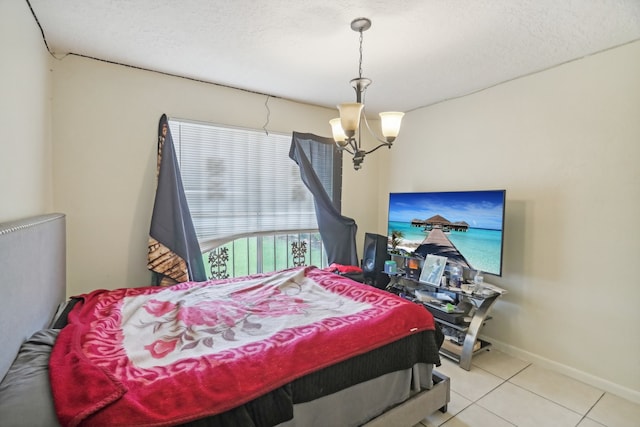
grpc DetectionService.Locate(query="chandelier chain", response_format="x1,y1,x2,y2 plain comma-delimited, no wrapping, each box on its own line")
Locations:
358,30,364,79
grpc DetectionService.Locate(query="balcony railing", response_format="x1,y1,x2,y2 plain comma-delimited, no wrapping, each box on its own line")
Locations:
203,231,328,280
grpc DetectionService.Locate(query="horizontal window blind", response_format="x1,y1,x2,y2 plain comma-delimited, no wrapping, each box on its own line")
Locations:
169,120,333,249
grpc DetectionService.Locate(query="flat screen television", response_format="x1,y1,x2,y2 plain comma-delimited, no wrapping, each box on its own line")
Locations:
387,190,506,276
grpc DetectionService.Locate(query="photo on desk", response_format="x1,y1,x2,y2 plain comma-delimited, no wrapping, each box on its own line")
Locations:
419,254,447,286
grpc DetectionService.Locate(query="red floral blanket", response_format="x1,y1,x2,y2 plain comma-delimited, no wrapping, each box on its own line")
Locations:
49,266,435,427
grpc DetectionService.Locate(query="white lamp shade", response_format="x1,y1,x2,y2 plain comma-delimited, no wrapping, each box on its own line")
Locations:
338,102,363,137
329,118,348,146
379,112,405,140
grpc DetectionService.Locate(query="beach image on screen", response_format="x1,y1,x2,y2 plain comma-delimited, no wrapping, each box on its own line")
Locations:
387,190,506,276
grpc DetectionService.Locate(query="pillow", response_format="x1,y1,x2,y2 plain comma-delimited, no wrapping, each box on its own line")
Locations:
0,329,61,426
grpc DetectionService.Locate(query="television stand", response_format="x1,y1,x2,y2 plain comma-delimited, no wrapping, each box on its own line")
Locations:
386,272,505,370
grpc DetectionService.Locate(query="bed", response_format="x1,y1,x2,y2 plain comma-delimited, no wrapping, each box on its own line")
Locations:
0,213,450,427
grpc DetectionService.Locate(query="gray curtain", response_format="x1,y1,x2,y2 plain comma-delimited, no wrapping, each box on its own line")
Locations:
148,114,207,285
289,132,359,266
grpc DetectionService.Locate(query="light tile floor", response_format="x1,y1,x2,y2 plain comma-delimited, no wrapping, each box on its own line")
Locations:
413,350,640,427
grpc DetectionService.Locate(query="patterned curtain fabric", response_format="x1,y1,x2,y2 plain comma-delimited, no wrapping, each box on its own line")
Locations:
148,114,206,285
289,132,359,266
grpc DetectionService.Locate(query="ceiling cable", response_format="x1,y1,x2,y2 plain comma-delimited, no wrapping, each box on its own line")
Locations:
24,0,68,60
263,96,271,135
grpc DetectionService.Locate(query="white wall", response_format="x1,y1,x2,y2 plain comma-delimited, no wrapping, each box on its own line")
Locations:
51,55,380,296
0,0,53,222
342,129,391,252
381,41,640,401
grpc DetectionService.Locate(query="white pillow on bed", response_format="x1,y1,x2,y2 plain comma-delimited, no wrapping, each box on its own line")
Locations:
0,329,61,427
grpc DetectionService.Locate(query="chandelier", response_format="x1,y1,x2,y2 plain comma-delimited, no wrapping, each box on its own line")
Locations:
330,17,404,170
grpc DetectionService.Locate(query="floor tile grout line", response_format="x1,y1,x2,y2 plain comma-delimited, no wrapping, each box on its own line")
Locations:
467,401,518,426
470,357,532,382
466,363,528,426
576,392,607,427
501,361,533,381
473,360,609,420
460,362,592,426
440,353,636,427
504,379,599,418
463,363,512,402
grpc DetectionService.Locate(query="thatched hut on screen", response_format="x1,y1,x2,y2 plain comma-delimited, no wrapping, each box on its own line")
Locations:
423,215,450,231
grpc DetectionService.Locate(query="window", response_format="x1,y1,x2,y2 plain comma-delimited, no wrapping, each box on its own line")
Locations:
169,119,340,278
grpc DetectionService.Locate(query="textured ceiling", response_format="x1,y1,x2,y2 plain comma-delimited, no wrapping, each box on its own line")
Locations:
29,0,640,114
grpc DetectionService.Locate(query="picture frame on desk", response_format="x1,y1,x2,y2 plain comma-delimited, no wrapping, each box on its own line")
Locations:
420,254,447,286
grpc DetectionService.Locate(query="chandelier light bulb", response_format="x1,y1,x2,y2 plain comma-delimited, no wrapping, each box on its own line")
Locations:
329,118,348,146
379,112,405,142
337,102,363,137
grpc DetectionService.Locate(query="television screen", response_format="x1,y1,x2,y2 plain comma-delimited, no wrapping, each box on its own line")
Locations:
387,190,506,276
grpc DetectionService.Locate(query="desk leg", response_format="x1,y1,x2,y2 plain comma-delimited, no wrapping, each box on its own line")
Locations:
458,294,498,370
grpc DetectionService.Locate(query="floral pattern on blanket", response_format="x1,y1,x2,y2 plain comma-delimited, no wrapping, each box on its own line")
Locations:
84,267,377,376
139,282,309,359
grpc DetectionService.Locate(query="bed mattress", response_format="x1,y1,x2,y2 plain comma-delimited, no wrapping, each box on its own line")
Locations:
45,266,441,426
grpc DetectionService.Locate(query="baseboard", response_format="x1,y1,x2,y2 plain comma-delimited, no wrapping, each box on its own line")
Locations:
484,336,640,405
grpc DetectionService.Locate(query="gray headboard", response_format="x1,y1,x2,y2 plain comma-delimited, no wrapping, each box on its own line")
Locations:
0,213,66,381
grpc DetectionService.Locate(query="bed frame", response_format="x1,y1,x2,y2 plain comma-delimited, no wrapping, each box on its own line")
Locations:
0,213,66,381
0,213,449,426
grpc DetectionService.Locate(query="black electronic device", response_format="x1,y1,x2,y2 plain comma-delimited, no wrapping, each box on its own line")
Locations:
424,305,467,325
362,232,390,289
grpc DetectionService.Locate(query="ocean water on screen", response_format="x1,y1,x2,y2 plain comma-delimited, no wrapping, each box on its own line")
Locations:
388,221,502,275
